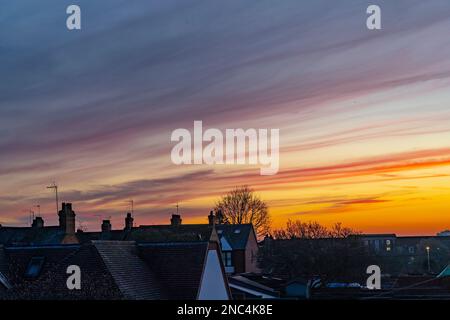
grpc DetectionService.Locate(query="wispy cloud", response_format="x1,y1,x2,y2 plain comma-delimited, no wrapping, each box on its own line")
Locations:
1,0,450,233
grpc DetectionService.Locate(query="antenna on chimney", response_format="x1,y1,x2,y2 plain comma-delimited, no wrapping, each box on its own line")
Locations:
27,208,35,226
46,182,59,216
23,209,31,226
127,199,134,215
176,202,179,214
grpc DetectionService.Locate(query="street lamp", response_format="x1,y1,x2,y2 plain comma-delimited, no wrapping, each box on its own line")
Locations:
426,246,431,273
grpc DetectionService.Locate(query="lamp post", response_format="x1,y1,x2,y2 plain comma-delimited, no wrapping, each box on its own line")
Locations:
426,246,431,273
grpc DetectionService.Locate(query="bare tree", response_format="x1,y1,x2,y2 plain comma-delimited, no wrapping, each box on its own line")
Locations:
329,222,357,238
273,220,329,239
260,220,369,282
214,186,270,238
273,219,359,239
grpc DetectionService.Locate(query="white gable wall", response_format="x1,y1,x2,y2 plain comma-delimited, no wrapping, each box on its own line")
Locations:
198,250,229,300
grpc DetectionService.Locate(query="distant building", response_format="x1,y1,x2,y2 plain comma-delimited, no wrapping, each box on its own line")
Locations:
215,224,259,274
437,230,450,237
358,234,397,255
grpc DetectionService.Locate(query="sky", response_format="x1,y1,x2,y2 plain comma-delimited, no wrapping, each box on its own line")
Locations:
1,0,450,235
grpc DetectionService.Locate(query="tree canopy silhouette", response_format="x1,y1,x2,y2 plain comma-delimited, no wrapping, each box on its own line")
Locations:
214,185,270,238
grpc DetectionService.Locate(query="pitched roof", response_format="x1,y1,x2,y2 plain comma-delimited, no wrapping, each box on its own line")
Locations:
0,226,66,246
0,245,7,275
1,240,221,300
74,224,215,244
138,242,209,299
0,245,12,290
93,241,161,299
228,274,281,298
437,265,450,278
215,224,253,250
4,244,122,299
76,230,125,242
125,225,214,243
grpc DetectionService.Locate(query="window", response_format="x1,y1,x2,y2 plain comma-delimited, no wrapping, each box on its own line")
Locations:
374,240,380,252
234,229,241,234
222,251,232,267
25,257,45,279
386,239,392,252
408,246,415,254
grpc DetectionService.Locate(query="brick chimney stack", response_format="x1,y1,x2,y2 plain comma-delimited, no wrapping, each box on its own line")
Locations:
208,210,215,226
101,220,112,233
58,203,76,235
32,217,44,228
170,214,182,226
216,209,224,224
124,213,133,230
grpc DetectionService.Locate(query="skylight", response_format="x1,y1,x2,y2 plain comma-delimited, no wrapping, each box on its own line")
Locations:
25,257,45,279
0,272,12,289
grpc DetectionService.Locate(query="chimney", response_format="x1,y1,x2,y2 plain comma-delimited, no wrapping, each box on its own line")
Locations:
216,209,224,224
32,217,44,228
101,220,112,233
124,212,133,230
58,203,76,235
170,214,182,226
208,210,215,226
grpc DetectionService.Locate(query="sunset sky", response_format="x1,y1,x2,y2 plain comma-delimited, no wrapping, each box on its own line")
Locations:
1,0,450,235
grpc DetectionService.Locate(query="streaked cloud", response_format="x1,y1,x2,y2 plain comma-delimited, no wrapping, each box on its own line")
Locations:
1,0,450,234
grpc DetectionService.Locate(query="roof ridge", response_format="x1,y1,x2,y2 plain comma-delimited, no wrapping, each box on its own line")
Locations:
91,240,135,245
138,241,209,247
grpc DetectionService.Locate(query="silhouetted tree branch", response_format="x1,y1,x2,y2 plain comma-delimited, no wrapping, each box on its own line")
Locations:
214,185,270,238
